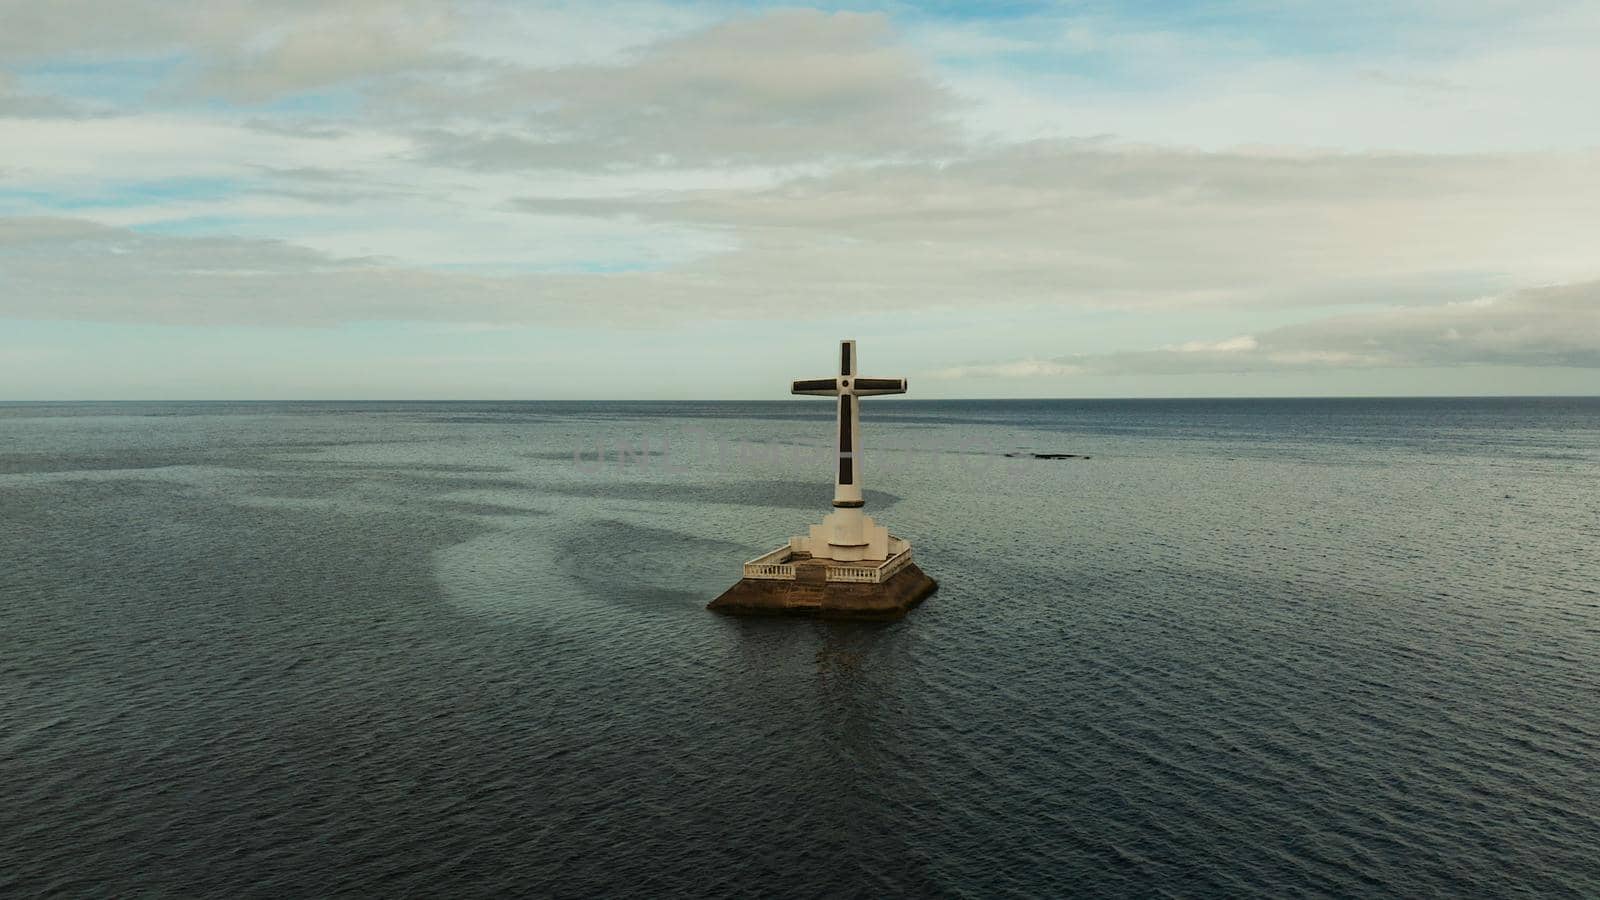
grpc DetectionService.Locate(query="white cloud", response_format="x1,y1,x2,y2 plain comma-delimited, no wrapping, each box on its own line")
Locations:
191,2,459,101
0,71,75,117
452,1,715,68
1174,335,1258,353
0,0,467,99
0,216,742,325
930,1,1600,153
510,142,1600,315
939,282,1600,377
398,9,958,169
933,359,1084,379
4,139,1599,331
0,115,410,185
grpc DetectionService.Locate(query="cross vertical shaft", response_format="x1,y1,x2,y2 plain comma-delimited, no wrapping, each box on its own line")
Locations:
835,340,862,509
790,340,907,560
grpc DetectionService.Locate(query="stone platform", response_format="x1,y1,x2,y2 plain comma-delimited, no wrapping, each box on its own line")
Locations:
708,549,938,621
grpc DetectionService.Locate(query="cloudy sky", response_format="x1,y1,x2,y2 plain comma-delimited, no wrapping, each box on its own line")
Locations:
2,0,1597,399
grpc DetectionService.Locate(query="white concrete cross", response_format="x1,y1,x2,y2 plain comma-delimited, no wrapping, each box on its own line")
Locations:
790,340,907,560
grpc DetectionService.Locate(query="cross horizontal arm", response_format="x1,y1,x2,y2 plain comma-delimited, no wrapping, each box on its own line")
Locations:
852,377,907,396
792,378,840,396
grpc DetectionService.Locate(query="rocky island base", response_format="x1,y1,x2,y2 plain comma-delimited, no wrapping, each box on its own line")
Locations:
709,552,937,621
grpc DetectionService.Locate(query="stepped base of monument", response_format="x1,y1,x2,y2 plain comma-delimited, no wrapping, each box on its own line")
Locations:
708,563,937,621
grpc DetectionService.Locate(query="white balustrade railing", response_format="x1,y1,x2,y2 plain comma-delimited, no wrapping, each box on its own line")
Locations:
824,566,879,583
824,548,914,584
877,548,914,581
742,546,915,583
743,546,797,580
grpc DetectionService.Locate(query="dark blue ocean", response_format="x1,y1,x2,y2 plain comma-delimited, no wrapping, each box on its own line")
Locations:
2,398,1598,897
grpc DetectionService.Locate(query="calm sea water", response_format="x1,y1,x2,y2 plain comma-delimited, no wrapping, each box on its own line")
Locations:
2,398,1598,897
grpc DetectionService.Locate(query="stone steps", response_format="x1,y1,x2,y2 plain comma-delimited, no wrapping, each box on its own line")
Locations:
782,583,826,609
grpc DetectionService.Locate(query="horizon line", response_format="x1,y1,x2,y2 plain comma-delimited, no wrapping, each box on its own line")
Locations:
3,394,1598,404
